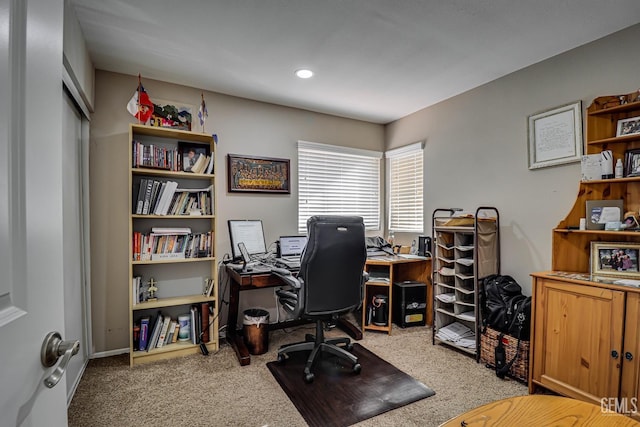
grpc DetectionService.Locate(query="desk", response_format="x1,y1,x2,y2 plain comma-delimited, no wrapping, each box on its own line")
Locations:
225,266,362,366
363,256,432,334
439,395,639,426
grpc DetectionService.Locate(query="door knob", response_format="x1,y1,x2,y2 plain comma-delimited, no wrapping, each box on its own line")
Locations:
40,331,80,388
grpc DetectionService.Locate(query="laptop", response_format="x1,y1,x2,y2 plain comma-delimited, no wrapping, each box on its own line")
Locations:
276,235,307,269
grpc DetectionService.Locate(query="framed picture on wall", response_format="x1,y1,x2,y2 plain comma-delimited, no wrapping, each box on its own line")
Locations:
527,101,583,170
227,154,290,193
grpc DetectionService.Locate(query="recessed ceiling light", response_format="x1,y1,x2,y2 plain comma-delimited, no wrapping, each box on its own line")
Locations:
295,69,314,79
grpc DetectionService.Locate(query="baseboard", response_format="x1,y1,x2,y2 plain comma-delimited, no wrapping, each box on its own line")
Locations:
90,347,129,359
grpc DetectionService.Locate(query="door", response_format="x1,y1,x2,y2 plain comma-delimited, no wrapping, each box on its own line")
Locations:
0,1,71,425
621,292,640,421
532,279,625,404
62,90,89,400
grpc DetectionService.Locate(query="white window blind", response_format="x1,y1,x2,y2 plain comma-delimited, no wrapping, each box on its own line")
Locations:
386,141,424,232
298,140,381,233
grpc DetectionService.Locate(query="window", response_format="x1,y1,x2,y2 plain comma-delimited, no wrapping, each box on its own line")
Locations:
298,140,381,233
386,141,424,232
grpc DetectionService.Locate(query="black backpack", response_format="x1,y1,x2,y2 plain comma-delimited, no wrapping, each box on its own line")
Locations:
481,274,531,341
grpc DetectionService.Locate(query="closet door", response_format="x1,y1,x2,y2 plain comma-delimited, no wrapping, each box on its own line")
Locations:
62,90,89,400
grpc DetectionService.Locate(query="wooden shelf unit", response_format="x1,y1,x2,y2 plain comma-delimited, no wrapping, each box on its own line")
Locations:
530,91,640,420
128,124,218,366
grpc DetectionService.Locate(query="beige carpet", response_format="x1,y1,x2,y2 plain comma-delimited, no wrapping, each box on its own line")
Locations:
68,319,527,427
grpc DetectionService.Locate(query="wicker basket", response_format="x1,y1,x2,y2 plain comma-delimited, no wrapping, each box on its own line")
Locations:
480,326,530,382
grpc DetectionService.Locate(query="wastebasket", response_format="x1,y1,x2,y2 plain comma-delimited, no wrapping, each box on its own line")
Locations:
243,308,270,355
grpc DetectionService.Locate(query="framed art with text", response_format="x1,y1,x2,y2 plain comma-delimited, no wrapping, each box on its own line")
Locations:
527,101,583,170
227,154,290,193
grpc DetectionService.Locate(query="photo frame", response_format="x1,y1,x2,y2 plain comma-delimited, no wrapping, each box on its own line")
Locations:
528,101,583,170
624,148,640,177
591,241,640,278
178,142,210,173
616,115,640,137
151,99,193,131
585,199,623,230
227,154,290,193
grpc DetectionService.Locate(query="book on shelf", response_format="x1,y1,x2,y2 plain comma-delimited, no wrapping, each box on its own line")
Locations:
141,179,154,214
201,302,210,343
165,320,177,345
151,227,192,234
135,178,147,215
203,277,214,297
171,322,180,343
190,153,208,174
138,316,150,351
205,153,214,174
147,312,164,352
153,180,179,215
132,276,142,305
156,315,172,348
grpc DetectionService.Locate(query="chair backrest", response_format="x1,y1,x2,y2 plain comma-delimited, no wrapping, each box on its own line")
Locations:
299,215,367,316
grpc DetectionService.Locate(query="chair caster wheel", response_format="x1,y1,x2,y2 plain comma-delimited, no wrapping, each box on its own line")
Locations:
353,363,361,374
277,354,286,363
304,372,315,383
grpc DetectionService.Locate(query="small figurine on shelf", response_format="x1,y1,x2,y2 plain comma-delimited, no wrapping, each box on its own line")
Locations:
147,277,158,301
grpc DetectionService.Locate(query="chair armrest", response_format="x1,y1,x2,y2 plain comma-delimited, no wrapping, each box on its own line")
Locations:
271,268,301,289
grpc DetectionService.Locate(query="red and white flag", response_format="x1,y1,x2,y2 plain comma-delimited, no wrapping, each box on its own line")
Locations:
127,82,154,124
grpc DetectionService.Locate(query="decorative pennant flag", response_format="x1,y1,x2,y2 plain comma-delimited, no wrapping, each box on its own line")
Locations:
127,75,154,124
198,92,208,128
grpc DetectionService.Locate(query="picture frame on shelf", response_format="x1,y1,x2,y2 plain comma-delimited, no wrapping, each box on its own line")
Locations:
624,148,640,177
178,141,210,173
527,101,583,170
585,199,623,230
590,241,640,278
616,115,640,137
227,154,290,193
151,99,193,131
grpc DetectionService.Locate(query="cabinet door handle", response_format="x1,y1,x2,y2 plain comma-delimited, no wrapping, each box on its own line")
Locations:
625,352,633,361
611,350,619,359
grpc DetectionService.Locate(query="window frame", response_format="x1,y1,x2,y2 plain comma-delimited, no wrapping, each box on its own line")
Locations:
297,140,382,233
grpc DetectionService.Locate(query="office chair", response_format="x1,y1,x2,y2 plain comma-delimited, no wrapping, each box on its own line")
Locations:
272,215,368,383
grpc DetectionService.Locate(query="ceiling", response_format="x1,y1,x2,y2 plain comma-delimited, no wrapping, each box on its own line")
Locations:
70,1,640,124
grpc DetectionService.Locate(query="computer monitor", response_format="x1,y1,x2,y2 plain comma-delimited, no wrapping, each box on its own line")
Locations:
228,220,267,260
279,235,307,257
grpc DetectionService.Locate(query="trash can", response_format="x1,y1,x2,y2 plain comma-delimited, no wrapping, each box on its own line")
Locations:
243,308,270,355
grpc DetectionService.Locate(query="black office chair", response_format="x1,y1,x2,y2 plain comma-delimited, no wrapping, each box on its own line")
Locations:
272,215,368,383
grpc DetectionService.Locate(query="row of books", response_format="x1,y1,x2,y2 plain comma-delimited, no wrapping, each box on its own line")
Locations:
132,140,182,171
135,303,213,351
132,228,213,261
188,152,213,174
134,179,214,216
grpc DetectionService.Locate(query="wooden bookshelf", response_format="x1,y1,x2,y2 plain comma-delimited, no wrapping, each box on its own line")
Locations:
128,124,218,366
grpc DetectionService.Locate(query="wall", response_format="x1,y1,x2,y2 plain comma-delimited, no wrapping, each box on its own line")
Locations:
387,23,640,292
89,70,384,353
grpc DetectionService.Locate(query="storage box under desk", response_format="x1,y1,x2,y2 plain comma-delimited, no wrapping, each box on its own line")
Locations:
392,281,427,327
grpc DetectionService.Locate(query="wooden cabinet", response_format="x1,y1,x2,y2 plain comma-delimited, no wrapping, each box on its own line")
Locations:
362,257,431,334
530,90,640,419
530,274,640,420
432,207,499,359
128,124,218,366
